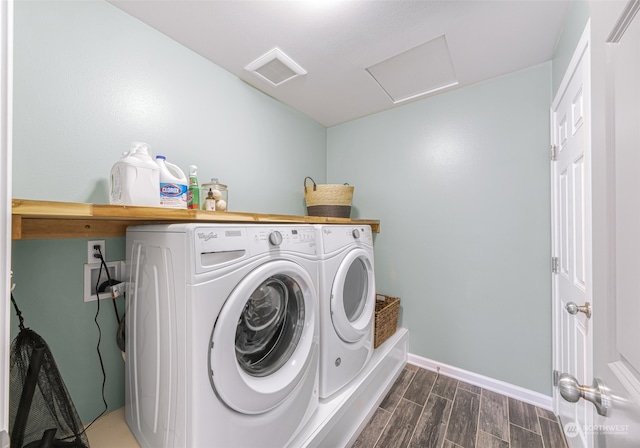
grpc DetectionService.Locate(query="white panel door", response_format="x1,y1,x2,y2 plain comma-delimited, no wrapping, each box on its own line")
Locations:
0,0,12,445
591,1,640,445
551,22,593,448
612,0,640,384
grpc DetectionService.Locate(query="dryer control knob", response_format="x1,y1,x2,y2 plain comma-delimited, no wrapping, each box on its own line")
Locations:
352,228,360,239
269,231,283,246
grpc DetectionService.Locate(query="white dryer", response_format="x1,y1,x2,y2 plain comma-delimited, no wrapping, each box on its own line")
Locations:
125,224,319,448
314,225,376,399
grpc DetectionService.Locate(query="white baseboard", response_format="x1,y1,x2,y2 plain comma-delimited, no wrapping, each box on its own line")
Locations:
407,353,553,411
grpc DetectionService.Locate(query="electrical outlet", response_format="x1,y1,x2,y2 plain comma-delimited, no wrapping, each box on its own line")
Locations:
87,240,105,264
84,260,125,302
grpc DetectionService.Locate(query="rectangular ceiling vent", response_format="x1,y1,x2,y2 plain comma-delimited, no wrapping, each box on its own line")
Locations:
245,48,307,87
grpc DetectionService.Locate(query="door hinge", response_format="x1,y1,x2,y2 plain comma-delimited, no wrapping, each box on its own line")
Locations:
550,144,557,161
552,257,559,274
553,369,560,387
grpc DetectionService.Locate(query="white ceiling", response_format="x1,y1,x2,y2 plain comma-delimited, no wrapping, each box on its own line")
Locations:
108,0,570,127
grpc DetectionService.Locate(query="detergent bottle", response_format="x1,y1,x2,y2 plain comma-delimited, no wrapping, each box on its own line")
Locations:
156,155,188,209
109,142,160,206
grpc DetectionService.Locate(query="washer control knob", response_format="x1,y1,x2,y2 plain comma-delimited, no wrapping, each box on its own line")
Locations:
352,228,360,239
268,231,283,246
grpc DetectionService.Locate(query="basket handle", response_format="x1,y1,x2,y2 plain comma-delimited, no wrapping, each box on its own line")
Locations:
304,176,317,192
304,177,350,190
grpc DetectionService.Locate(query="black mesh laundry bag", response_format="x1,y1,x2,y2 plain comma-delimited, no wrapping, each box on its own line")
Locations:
9,293,90,448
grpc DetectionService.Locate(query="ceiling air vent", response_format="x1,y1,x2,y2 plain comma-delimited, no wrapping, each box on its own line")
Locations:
245,48,307,87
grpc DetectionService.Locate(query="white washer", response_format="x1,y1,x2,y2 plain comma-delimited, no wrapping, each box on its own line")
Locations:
125,224,319,448
314,225,376,399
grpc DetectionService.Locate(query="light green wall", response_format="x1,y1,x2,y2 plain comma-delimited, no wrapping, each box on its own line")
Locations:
13,0,326,212
552,0,590,96
10,238,126,425
11,0,326,422
327,62,553,395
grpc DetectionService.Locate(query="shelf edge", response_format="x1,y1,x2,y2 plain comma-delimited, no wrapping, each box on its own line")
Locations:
12,199,379,239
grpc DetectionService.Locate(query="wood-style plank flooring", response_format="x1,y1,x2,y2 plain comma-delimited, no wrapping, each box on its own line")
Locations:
353,364,567,448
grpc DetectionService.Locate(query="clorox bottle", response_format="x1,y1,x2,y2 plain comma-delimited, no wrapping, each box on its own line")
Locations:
109,142,160,206
156,155,188,209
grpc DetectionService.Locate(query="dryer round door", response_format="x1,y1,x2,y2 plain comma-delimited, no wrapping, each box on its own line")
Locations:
208,260,316,415
330,248,375,343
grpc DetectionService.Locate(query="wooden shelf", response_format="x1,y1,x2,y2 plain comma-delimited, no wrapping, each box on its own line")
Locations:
11,199,380,240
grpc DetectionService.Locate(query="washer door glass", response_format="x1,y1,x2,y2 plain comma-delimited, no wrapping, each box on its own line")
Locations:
209,260,316,415
343,258,368,321
330,248,375,343
235,274,304,377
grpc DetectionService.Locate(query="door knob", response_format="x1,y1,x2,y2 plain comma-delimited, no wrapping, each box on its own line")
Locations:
558,373,609,416
565,301,591,319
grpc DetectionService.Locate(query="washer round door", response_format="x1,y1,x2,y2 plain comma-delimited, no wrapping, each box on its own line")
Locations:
330,248,375,343
208,260,316,415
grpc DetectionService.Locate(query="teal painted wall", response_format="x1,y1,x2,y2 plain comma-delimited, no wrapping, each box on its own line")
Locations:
552,0,590,96
327,63,553,395
13,0,326,211
10,238,126,425
11,0,326,422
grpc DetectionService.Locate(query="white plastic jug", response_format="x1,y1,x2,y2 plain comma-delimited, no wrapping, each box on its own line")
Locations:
109,142,160,206
156,155,188,209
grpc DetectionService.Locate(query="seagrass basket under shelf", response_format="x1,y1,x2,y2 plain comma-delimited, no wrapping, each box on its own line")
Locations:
374,294,400,349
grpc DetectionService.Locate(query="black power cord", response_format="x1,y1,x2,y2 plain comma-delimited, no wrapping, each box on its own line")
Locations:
94,246,126,352
95,247,121,325
63,246,122,438
116,306,126,353
90,258,108,427
60,258,109,441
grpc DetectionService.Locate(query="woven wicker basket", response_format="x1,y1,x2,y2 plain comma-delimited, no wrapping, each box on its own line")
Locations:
374,294,400,349
304,176,354,218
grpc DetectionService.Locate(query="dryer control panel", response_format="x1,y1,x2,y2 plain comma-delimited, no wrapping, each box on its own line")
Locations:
315,225,373,255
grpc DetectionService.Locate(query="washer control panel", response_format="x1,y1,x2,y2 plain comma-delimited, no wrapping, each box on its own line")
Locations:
191,225,317,274
250,226,316,254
